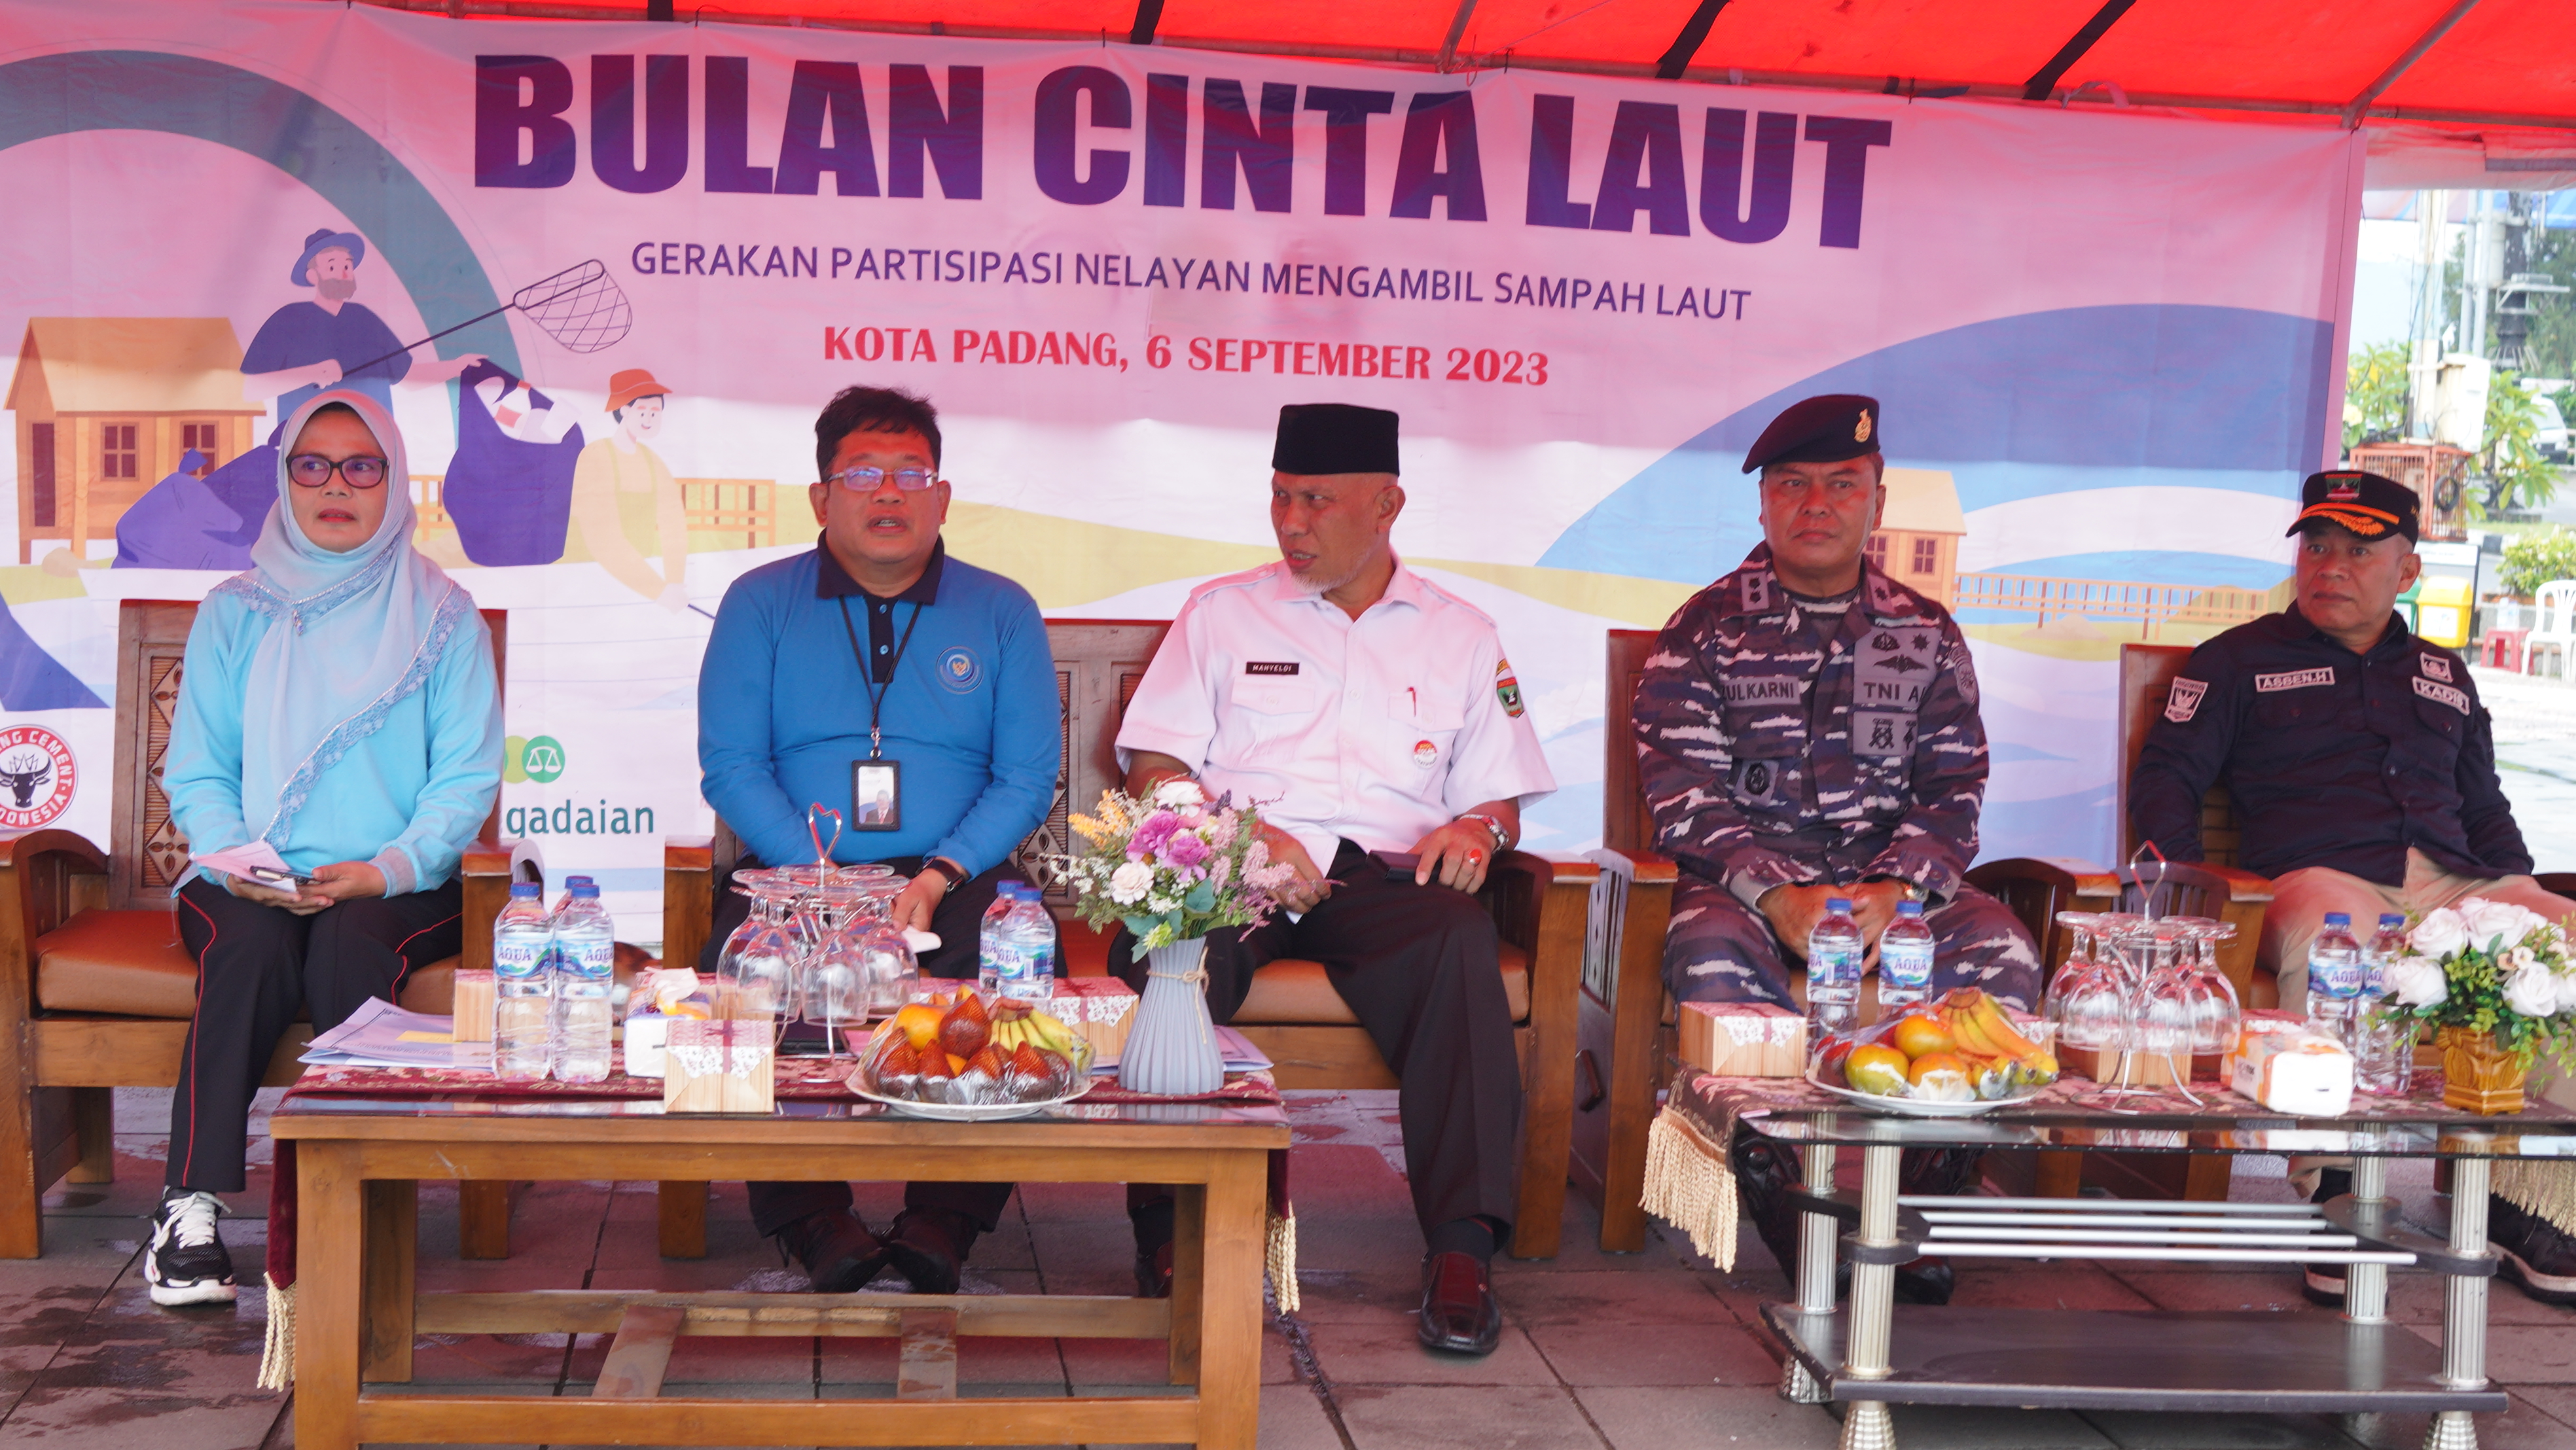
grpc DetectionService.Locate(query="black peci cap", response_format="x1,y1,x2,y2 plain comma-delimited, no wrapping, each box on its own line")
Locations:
1273,403,1401,476
2285,470,2418,543
1742,395,1882,473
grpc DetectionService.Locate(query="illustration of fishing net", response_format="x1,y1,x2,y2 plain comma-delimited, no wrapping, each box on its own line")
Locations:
510,259,630,354
351,258,632,374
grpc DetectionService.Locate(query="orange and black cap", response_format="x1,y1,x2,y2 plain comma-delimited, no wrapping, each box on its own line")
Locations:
2285,470,2417,543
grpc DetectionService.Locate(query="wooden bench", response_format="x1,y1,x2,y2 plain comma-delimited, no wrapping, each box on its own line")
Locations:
661,619,1597,1259
0,599,525,1258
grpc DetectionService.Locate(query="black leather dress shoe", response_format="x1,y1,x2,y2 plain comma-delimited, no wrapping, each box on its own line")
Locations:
884,1208,982,1296
1416,1251,1503,1355
2492,1192,2576,1305
2301,1168,2355,1308
776,1209,889,1294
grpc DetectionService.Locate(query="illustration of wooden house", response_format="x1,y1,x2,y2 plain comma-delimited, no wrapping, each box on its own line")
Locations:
1866,467,1966,609
7,319,264,564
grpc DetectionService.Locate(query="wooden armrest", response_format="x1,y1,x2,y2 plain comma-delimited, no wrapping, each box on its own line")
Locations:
1589,847,1678,886
457,837,514,974
0,830,107,877
664,835,714,873
460,838,514,875
2200,864,2275,902
0,831,112,1008
1966,856,2119,898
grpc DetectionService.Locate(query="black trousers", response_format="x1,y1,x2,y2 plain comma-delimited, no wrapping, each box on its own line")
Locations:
1112,840,1523,1237
703,854,1035,1236
169,874,465,1193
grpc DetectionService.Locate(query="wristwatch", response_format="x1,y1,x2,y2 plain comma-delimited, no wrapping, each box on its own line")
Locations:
920,857,967,889
1457,812,1510,855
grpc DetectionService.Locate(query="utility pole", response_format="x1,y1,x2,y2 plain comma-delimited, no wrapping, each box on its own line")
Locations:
2409,189,2448,440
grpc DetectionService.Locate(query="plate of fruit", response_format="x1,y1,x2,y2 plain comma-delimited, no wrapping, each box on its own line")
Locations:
848,991,1095,1120
1805,989,2061,1117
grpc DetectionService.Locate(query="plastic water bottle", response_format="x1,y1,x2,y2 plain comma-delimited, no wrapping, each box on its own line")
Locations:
1807,898,1864,1037
2358,912,2414,1095
1878,900,1936,1010
492,882,552,1082
2304,912,2366,1055
979,883,1057,1000
548,880,616,1083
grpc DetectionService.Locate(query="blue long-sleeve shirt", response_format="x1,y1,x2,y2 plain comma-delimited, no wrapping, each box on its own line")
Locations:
162,592,503,894
698,539,1059,875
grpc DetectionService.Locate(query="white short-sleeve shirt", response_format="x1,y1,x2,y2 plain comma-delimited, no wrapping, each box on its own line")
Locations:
1117,558,1558,869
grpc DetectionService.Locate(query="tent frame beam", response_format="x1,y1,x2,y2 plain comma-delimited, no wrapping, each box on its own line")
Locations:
336,0,2576,133
2340,0,2481,129
2020,0,2137,103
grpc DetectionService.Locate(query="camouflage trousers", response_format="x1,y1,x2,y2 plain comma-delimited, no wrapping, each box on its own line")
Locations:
1662,870,2044,1012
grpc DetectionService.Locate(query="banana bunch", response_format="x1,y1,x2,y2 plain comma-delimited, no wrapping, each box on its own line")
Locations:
991,1007,1081,1057
1937,987,2061,1100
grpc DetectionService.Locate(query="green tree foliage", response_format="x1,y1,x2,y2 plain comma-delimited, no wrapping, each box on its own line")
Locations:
2499,529,2576,597
2346,342,2412,449
2477,372,2558,516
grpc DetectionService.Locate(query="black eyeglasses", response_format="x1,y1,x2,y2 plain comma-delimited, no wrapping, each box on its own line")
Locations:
825,465,939,493
287,453,391,489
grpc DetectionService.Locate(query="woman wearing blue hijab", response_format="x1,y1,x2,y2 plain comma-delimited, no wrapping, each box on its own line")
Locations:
149,391,503,1307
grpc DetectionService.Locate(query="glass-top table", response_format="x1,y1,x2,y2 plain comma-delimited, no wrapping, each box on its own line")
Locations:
1662,1067,2558,1449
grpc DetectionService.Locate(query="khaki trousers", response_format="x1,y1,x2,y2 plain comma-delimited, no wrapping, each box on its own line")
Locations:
2262,848,2576,1013
2264,849,2576,1190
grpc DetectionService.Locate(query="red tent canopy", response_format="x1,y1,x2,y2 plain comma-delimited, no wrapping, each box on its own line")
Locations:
359,0,2571,130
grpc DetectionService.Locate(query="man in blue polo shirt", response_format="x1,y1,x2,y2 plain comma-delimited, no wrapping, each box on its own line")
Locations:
698,385,1059,1294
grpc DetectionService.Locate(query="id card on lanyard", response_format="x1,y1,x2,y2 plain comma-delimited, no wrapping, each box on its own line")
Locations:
839,596,924,832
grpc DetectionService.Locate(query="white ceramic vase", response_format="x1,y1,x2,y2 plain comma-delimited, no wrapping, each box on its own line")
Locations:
1118,938,1225,1097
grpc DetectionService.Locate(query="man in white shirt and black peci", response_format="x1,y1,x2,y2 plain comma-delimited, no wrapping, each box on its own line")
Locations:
1113,404,1558,1355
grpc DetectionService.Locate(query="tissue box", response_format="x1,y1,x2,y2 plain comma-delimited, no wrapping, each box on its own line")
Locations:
625,1013,671,1079
1051,978,1139,1059
664,1018,776,1114
2062,1043,2183,1087
1679,1002,1806,1076
450,971,495,1066
2227,1026,2354,1116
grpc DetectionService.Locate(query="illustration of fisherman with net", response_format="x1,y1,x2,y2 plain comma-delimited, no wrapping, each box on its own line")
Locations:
219,240,635,569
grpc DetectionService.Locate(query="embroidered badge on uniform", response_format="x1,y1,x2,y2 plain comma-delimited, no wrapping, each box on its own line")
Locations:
1723,676,1803,705
2413,675,2471,715
2255,667,2336,693
1245,661,1300,676
937,646,981,692
2420,654,2453,683
1739,571,1772,614
1732,758,1784,806
1413,739,1439,766
1495,659,1525,717
1852,711,1917,758
1855,626,1937,711
2165,677,2208,723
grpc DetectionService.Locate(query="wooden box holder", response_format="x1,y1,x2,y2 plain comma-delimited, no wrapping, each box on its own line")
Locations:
664,1018,776,1114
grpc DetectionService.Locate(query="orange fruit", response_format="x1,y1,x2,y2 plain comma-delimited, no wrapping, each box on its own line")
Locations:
1889,1014,1954,1060
893,1003,944,1052
1845,1044,1911,1096
1907,1052,1969,1085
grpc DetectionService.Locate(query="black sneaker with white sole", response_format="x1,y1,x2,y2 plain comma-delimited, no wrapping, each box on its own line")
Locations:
2490,1193,2576,1305
145,1189,238,1307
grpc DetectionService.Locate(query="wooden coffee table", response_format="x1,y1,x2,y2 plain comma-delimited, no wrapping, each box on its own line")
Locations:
272,1092,1290,1449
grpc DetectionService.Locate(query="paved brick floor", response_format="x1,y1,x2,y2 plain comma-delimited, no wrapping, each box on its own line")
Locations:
5,1087,2574,1449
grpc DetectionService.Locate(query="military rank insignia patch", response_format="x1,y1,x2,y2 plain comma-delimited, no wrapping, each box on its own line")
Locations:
1495,659,1525,716
2420,653,2453,683
2166,677,2208,723
2413,675,2470,715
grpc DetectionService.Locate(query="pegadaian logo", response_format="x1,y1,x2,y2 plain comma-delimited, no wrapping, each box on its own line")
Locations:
504,734,567,785
0,726,75,829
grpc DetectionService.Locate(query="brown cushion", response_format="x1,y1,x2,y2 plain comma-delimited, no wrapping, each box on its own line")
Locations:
1236,943,1530,1026
1054,917,1530,1023
34,910,197,1017
33,908,460,1018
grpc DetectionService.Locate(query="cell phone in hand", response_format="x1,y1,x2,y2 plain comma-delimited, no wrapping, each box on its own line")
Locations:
249,866,319,889
1372,851,1422,883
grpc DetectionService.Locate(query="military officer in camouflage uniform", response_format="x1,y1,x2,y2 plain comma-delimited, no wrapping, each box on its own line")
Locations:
1631,395,2040,1306
1633,394,2041,1013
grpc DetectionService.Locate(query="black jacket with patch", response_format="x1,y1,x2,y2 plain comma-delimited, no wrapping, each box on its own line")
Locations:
2128,605,2528,887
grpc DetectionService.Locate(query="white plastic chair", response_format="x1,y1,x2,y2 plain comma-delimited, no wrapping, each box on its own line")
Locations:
2528,580,2576,680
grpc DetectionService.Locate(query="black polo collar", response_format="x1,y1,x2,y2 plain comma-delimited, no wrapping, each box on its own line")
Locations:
815,535,945,605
